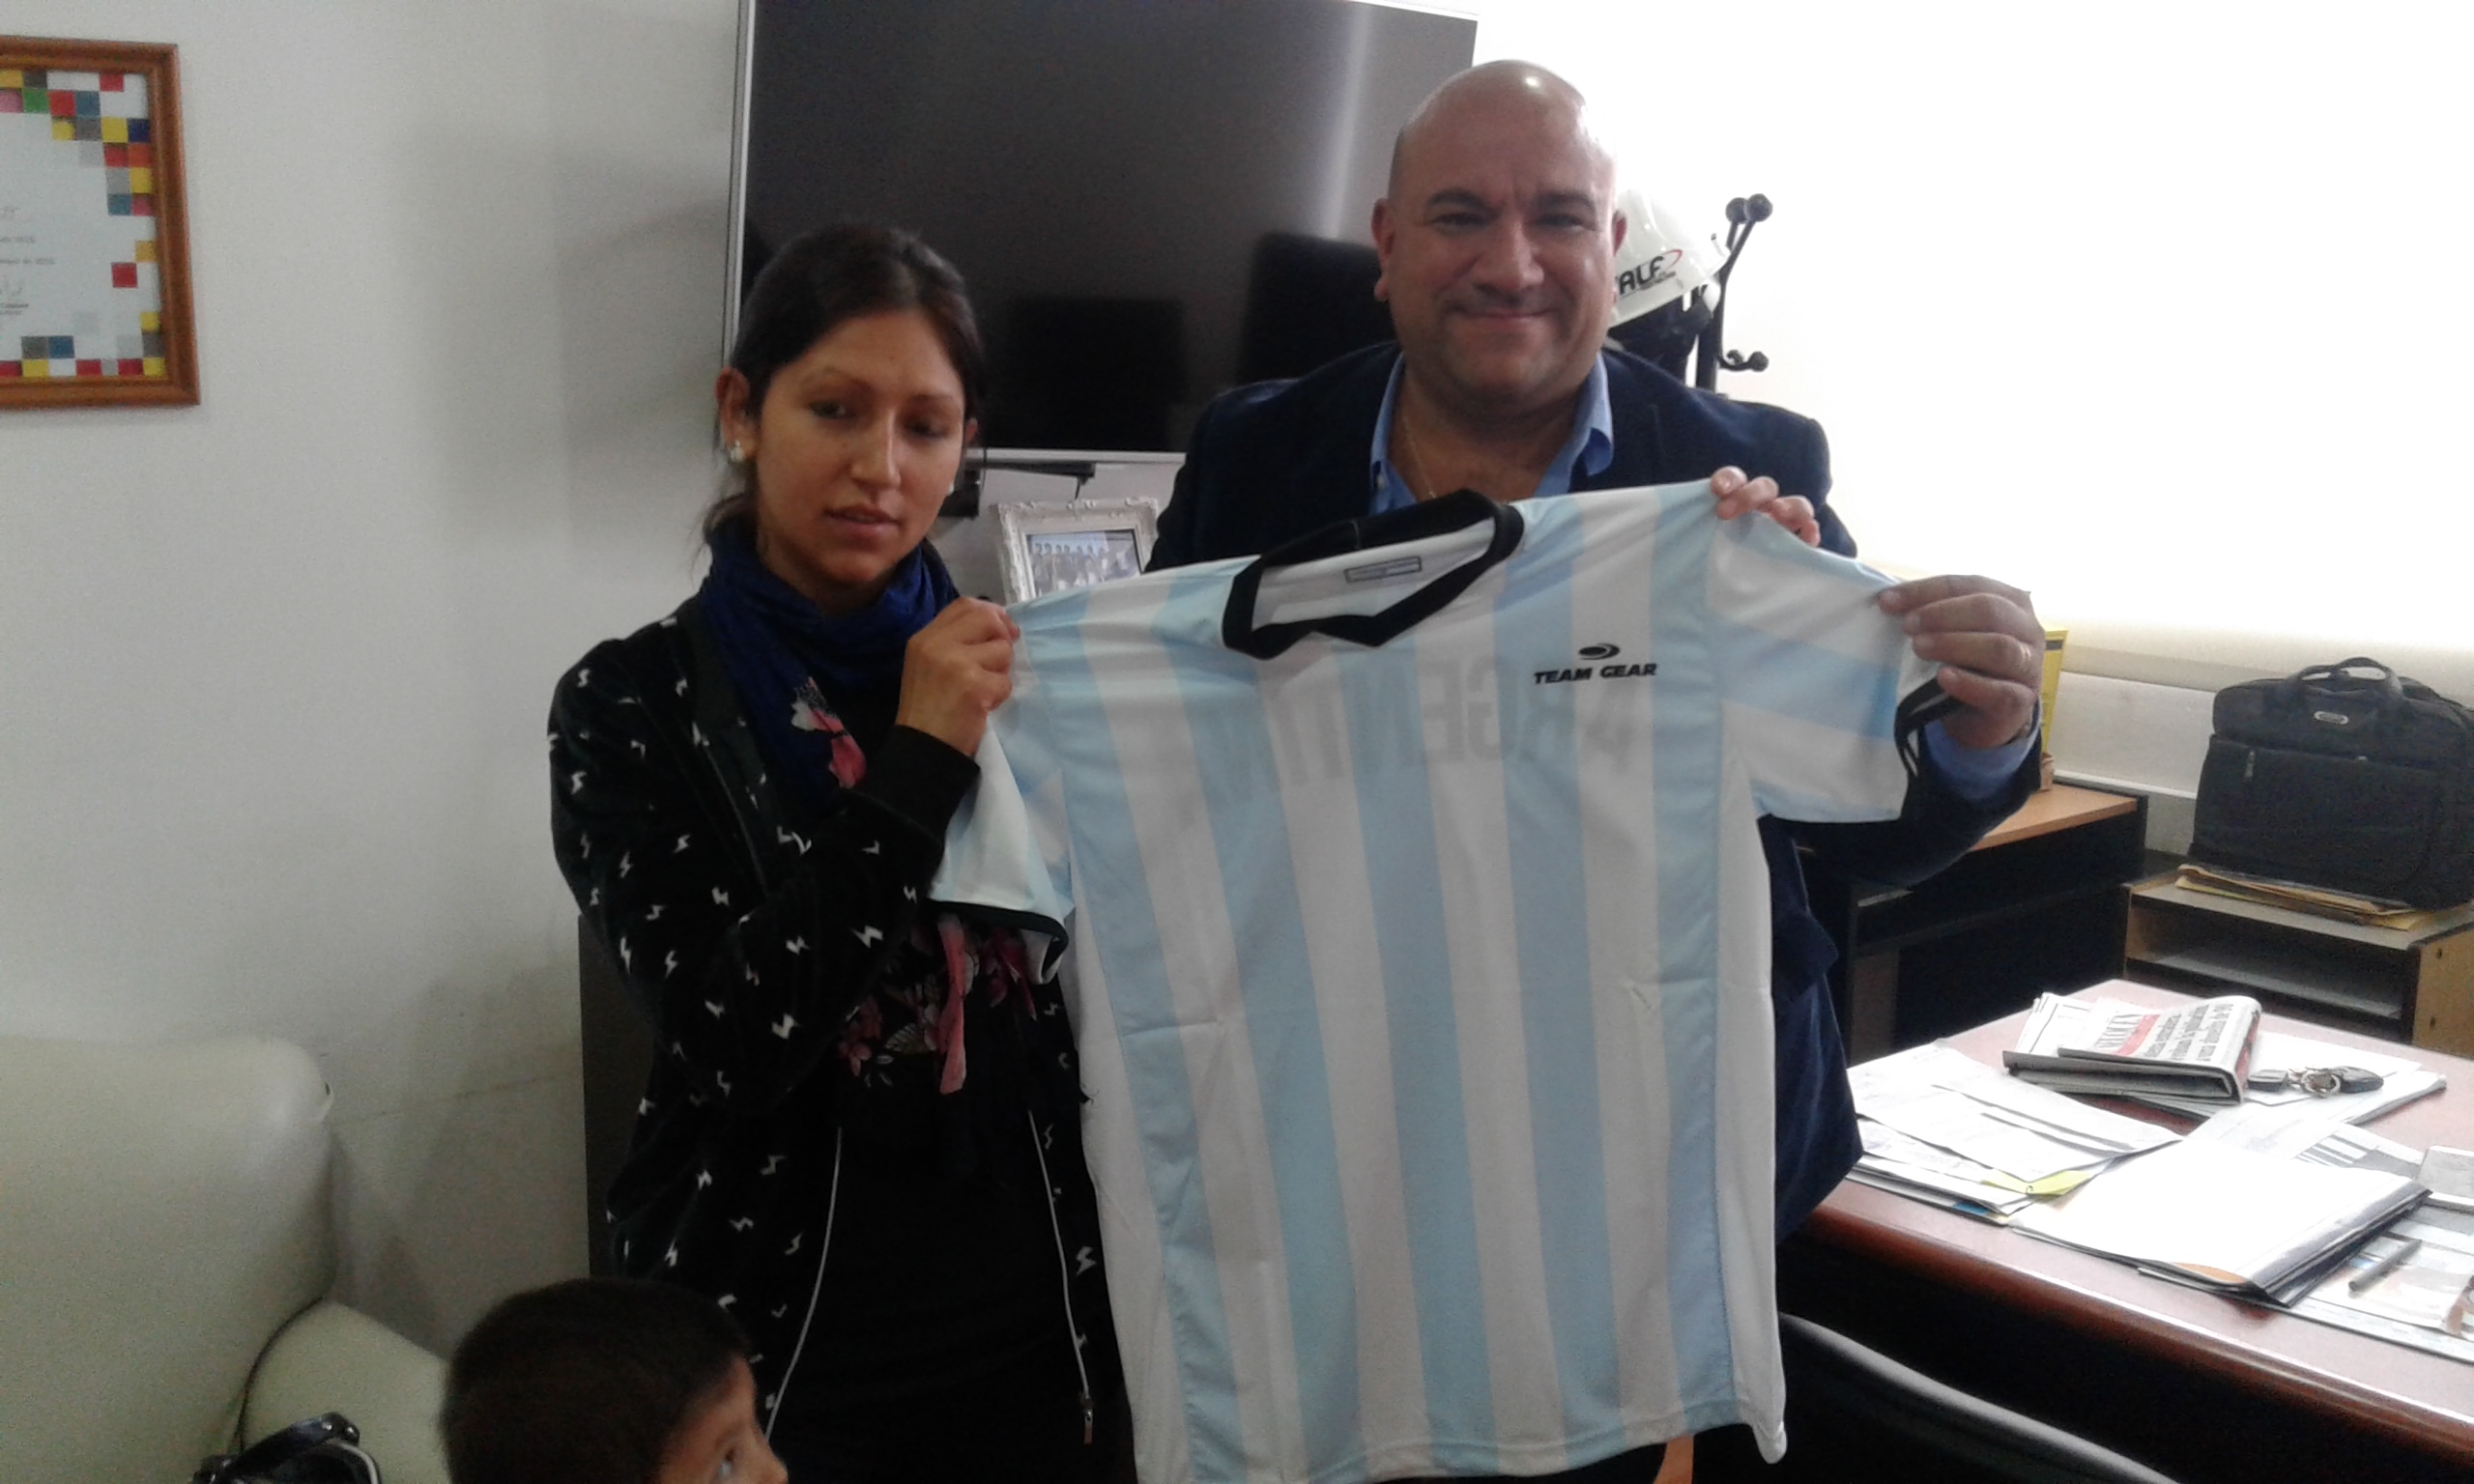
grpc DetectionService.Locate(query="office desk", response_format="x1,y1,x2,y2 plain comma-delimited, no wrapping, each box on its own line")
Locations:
1780,982,2474,1484
1803,784,2148,1061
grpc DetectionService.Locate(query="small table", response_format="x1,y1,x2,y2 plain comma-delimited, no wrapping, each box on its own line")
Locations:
1782,982,2474,1484
2127,879,2474,1054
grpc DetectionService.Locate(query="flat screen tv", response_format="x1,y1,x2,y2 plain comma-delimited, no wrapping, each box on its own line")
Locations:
730,0,1477,458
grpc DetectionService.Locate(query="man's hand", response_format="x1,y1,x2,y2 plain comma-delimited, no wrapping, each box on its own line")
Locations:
1709,467,1820,547
1877,575,2043,751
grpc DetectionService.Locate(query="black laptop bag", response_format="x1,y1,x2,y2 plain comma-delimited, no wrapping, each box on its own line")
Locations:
2189,658,2474,908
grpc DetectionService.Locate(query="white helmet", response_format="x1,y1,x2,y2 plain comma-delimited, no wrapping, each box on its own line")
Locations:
1609,188,1724,327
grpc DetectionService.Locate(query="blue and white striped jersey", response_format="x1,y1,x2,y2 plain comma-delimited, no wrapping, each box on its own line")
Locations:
934,482,1946,1483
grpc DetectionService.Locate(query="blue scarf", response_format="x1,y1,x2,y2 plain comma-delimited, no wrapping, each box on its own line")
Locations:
697,519,958,807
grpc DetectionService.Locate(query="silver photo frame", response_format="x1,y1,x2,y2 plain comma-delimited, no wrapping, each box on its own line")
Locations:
992,497,1161,605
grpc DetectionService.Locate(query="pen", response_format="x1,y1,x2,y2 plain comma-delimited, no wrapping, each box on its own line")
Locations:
2348,1236,2422,1293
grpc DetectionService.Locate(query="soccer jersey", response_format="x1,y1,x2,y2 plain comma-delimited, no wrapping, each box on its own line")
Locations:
932,483,1947,1483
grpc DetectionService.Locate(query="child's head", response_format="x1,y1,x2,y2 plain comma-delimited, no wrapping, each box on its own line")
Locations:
442,1277,787,1484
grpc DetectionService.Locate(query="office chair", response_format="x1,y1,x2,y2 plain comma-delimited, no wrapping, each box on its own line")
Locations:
1234,232,1395,385
1770,1314,2188,1484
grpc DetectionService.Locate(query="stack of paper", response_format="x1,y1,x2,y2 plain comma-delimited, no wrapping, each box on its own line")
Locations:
2296,1212,2474,1360
2202,1117,2474,1357
2174,863,2450,929
1851,1120,2043,1219
1847,1044,2178,1221
2009,1138,2428,1304
1851,1039,2468,1354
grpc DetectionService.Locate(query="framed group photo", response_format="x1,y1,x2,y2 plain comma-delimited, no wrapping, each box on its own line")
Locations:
992,497,1163,605
0,36,197,407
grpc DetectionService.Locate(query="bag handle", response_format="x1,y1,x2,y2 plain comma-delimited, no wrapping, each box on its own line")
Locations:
191,1414,376,1484
2279,656,2404,713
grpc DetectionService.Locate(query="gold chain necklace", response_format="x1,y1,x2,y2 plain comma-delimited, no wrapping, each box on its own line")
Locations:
1395,410,1440,502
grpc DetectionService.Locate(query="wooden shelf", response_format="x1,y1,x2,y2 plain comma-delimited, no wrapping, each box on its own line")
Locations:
2133,881,2474,949
2134,944,2408,1024
2125,879,2474,1053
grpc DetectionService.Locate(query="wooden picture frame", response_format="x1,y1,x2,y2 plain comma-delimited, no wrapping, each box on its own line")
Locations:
992,497,1162,605
0,37,196,407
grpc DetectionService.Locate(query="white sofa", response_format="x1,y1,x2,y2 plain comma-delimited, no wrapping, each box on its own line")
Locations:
0,1036,448,1484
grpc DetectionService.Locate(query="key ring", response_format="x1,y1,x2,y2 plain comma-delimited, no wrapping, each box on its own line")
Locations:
2247,1065,2385,1097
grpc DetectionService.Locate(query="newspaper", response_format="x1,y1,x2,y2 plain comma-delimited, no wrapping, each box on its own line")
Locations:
2002,986,2258,1101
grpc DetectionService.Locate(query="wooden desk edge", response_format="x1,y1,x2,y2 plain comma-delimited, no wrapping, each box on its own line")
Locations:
1799,1203,2474,1464
1974,783,2141,852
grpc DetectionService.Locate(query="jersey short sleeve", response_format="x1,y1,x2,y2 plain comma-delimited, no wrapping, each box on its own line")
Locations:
1704,512,1943,823
930,651,1077,956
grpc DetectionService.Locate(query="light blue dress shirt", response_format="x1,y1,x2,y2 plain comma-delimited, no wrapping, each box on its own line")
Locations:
1368,357,1616,511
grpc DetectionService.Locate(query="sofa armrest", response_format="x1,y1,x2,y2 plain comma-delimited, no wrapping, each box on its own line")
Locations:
241,1300,447,1484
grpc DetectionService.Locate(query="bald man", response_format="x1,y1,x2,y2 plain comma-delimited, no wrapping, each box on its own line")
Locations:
1152,61,2044,1481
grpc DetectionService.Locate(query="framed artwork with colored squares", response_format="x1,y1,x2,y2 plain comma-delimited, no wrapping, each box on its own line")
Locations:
0,37,196,407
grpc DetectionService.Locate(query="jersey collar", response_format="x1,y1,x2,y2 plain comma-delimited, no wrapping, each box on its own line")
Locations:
1223,490,1525,658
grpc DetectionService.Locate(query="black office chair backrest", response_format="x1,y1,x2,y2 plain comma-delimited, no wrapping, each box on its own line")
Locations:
1779,1315,2188,1484
1233,232,1395,385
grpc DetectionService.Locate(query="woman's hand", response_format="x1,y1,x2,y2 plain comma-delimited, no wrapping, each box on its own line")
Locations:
895,598,1020,756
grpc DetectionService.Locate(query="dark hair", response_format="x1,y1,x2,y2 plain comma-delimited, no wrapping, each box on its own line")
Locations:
705,222,987,535
441,1278,748,1484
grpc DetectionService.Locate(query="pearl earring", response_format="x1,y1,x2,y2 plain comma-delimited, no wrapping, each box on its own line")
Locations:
726,442,748,465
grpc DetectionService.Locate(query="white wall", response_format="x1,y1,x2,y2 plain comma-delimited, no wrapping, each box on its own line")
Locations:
0,0,738,1352
1460,0,2474,701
